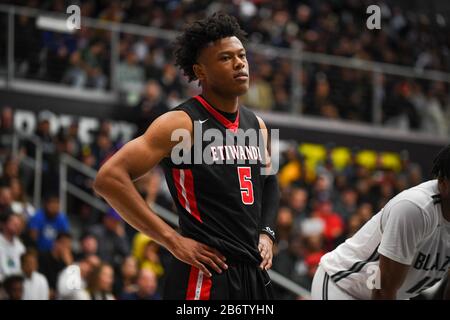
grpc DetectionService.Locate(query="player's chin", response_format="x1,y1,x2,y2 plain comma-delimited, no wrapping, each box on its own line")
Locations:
233,82,249,96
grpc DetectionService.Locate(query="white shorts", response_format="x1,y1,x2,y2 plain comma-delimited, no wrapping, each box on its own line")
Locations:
311,265,356,300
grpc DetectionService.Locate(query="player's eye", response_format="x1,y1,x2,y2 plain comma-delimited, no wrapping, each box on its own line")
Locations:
220,56,230,61
239,53,247,59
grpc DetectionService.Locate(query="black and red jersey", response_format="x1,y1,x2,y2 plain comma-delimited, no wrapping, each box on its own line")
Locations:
161,95,267,264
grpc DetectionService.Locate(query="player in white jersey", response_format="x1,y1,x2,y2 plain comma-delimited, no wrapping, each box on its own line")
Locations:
312,145,450,300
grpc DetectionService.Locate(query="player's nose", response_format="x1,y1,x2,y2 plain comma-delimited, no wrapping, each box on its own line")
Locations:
234,57,245,70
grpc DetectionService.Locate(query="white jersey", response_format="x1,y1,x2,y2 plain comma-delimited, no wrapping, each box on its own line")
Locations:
320,180,450,300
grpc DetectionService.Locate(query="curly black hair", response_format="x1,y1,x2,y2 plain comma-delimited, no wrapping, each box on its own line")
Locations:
431,144,450,179
174,12,247,82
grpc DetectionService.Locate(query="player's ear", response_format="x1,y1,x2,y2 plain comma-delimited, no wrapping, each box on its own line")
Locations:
193,63,205,82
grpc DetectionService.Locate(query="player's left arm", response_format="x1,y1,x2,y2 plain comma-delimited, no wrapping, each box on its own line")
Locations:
256,115,280,270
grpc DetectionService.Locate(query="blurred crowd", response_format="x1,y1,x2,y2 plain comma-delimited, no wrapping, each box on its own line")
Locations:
0,105,170,300
0,102,430,300
0,0,449,135
271,142,425,298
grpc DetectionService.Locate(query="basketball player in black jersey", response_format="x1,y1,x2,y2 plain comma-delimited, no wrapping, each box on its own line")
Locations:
94,13,279,299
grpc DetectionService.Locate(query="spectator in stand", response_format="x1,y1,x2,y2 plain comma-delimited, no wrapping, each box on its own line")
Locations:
272,232,310,298
24,116,59,197
159,63,183,97
63,51,88,88
0,186,13,218
21,249,49,300
301,222,326,289
117,51,145,95
312,174,334,204
288,187,310,230
57,254,100,300
38,232,73,299
140,240,164,279
90,132,116,170
120,268,161,300
346,213,365,238
0,213,25,281
0,157,21,187
142,169,173,212
113,256,138,297
355,202,374,224
85,263,115,300
133,81,168,137
9,178,35,221
242,66,274,111
28,195,70,252
275,206,294,252
88,208,130,267
43,32,74,83
80,40,108,89
63,120,83,158
333,187,358,223
2,275,24,300
311,201,344,248
74,232,98,261
278,145,306,188
98,0,125,24
0,106,14,164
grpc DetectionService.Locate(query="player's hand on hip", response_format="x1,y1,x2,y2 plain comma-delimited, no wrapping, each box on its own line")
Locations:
258,233,273,270
171,236,228,277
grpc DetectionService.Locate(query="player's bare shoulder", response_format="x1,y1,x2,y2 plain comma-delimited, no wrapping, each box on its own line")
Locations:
141,110,193,155
144,110,192,137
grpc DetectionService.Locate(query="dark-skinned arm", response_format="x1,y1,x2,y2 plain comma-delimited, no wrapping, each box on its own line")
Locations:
374,200,428,299
372,254,409,299
256,116,280,270
94,111,227,277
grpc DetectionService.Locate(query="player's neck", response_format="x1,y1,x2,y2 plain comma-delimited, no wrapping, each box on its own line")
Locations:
200,91,239,113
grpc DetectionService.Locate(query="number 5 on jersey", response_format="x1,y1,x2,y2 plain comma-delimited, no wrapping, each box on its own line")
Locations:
237,166,254,205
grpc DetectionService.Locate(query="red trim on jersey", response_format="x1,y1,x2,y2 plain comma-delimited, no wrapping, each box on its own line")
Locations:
186,266,199,300
200,275,212,300
194,95,240,133
183,169,202,222
172,168,202,223
186,266,212,300
172,168,187,210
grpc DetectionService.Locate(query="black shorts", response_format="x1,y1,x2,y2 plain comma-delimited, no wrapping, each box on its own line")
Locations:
163,257,274,300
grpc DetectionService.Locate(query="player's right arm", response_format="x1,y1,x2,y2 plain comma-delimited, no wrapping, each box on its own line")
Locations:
372,255,409,299
372,200,428,299
93,111,227,277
